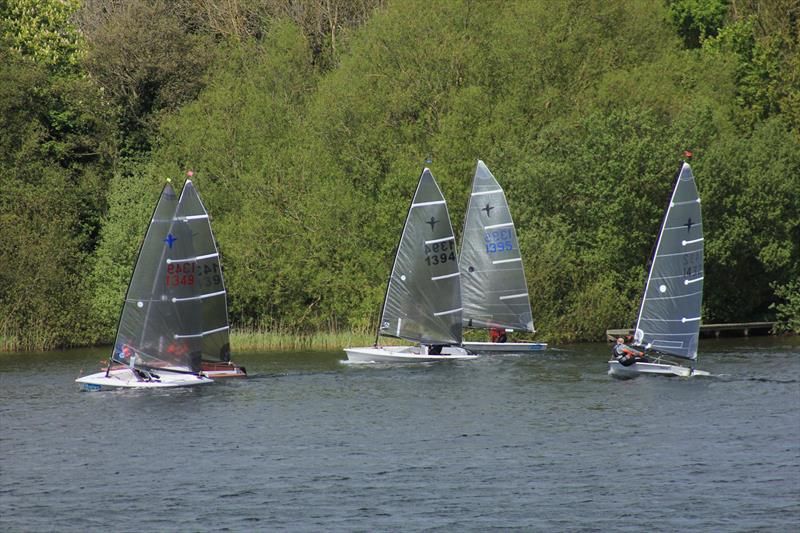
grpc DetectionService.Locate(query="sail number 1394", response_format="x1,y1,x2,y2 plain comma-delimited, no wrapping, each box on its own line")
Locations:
424,240,456,266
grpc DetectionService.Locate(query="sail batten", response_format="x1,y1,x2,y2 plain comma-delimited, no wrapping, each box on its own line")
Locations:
459,161,534,332
379,169,462,345
634,162,704,360
471,189,503,196
166,252,219,263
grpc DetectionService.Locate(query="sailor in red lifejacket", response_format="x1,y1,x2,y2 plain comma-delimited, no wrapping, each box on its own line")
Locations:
612,337,646,366
490,327,507,343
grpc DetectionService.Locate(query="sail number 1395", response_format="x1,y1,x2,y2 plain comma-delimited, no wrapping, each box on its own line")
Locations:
485,229,514,254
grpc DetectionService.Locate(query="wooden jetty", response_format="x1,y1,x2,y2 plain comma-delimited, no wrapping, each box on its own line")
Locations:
606,322,775,342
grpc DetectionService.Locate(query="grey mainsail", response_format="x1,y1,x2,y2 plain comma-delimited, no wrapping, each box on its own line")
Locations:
113,182,202,372
379,168,462,345
634,162,704,360
173,180,231,364
459,160,534,332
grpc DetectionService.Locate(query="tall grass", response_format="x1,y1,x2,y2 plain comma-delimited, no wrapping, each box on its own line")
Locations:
0,322,60,352
231,325,385,351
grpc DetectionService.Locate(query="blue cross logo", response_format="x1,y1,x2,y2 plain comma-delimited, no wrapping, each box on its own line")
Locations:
164,233,177,248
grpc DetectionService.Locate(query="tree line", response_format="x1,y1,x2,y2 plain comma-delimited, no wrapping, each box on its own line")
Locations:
1,0,798,350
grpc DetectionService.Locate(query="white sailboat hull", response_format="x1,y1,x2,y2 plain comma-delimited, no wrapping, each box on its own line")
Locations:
607,360,710,379
462,341,547,354
344,345,478,363
76,368,213,391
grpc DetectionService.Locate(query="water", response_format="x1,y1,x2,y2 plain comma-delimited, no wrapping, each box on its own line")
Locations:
1,337,798,532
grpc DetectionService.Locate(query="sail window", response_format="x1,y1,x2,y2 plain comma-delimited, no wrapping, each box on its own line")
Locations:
652,339,685,349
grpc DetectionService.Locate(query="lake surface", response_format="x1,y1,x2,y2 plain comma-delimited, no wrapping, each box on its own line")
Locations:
1,337,798,532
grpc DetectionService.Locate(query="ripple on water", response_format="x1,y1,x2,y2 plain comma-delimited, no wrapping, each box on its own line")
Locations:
0,340,798,531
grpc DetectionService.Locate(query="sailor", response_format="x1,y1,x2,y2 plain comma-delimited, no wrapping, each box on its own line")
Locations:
490,327,507,343
612,337,645,366
427,344,444,355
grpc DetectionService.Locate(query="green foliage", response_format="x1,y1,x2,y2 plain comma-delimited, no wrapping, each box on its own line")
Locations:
83,163,166,344
701,116,800,320
771,280,800,334
81,0,215,154
667,0,729,48
703,6,800,130
1,0,83,72
0,47,110,349
2,0,798,350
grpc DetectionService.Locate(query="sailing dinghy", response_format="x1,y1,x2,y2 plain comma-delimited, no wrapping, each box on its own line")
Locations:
77,180,238,390
608,162,709,378
344,168,477,363
459,160,546,354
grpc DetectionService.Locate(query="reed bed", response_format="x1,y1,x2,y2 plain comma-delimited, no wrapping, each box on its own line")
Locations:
0,324,60,353
231,326,392,351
